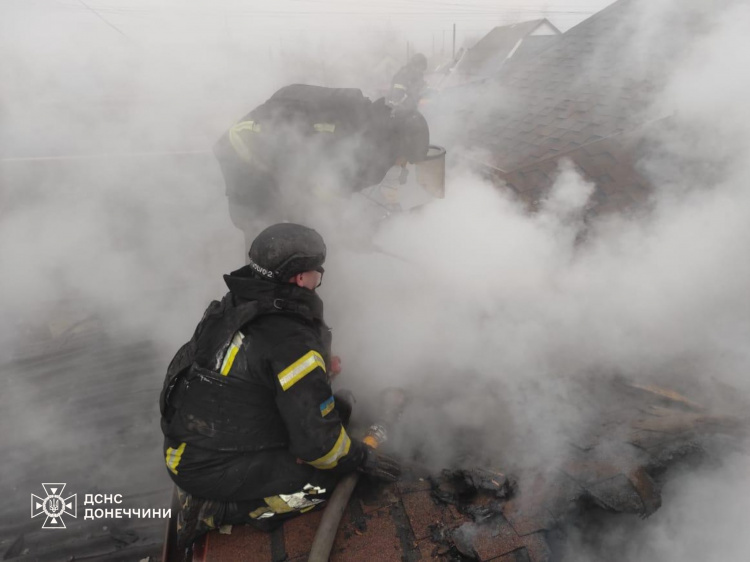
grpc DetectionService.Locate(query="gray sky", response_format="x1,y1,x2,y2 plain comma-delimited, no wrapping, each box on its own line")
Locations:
8,0,617,54
1,0,617,158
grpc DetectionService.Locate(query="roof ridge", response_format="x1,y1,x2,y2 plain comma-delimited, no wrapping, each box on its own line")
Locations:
474,0,636,86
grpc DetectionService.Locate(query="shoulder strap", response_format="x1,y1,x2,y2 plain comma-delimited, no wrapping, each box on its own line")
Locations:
159,296,271,417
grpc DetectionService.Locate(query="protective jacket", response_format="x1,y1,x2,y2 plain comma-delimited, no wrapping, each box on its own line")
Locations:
160,266,366,477
388,64,426,111
213,84,400,205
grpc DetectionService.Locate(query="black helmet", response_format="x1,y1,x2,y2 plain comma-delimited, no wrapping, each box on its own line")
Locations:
410,53,428,72
394,110,430,163
248,223,326,282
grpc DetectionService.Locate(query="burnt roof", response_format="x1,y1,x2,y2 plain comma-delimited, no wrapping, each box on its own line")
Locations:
188,380,747,561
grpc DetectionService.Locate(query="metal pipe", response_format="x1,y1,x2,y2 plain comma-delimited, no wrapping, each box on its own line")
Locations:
307,472,360,562
452,23,456,58
1,149,210,163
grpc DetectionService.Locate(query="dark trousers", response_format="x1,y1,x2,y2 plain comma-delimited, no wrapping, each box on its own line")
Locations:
169,396,353,528
170,446,340,530
215,151,347,256
171,447,340,502
215,152,284,254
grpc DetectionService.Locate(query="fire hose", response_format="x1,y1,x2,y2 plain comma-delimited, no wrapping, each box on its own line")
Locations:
307,389,406,562
306,471,360,562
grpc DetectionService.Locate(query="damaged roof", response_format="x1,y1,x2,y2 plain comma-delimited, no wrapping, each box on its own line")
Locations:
430,0,694,214
5,316,741,562
187,380,747,561
0,304,173,561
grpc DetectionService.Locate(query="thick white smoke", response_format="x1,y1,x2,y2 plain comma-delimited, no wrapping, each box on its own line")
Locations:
0,1,415,546
2,0,749,559
321,1,750,558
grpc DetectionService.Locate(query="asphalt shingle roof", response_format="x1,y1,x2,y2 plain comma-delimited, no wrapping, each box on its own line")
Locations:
429,0,691,214
446,19,561,86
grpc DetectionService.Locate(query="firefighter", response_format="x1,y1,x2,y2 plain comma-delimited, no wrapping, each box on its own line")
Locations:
213,84,430,251
159,223,401,549
387,53,428,111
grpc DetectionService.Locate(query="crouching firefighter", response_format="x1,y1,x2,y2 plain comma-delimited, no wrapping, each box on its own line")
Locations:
159,223,401,550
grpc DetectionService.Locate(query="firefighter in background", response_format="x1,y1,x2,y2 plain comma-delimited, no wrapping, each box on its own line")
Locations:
159,223,401,550
213,84,430,251
387,53,428,111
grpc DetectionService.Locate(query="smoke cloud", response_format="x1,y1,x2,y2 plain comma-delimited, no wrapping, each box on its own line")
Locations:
2,0,749,559
324,0,750,557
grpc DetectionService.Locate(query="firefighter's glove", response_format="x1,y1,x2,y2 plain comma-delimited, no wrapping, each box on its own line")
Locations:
359,447,401,483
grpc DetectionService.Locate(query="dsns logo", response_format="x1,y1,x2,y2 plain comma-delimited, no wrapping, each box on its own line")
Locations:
31,483,77,529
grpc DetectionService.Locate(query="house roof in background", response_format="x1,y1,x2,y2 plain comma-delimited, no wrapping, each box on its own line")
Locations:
430,0,690,214
444,19,561,87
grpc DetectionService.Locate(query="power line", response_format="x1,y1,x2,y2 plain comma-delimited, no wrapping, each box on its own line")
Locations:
77,0,131,39
61,6,595,20
55,1,597,17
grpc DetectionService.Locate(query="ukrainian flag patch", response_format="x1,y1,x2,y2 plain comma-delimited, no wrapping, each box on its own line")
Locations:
320,396,335,417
